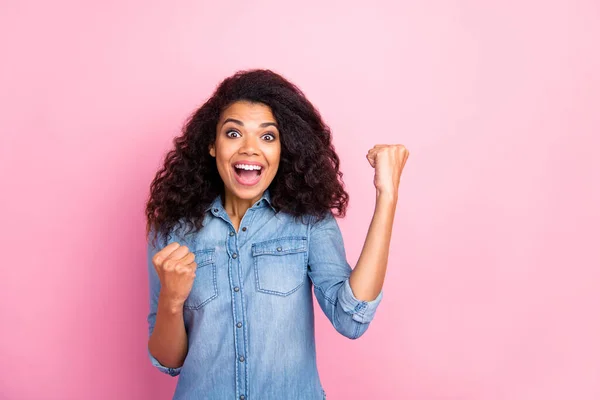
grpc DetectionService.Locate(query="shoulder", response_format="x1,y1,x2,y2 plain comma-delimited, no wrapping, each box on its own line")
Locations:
274,209,336,228
308,210,336,228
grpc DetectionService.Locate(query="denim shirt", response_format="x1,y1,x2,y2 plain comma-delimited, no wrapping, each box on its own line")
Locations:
146,190,383,400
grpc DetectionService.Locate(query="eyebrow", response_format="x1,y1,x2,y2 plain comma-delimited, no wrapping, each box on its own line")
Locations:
222,118,278,128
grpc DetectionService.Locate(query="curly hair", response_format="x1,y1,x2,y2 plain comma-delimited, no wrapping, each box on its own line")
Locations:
145,69,349,247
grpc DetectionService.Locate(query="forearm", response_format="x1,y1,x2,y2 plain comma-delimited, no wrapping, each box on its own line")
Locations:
148,294,188,369
349,191,397,301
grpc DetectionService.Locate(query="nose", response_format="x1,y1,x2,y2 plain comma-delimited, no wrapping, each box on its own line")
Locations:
238,135,259,156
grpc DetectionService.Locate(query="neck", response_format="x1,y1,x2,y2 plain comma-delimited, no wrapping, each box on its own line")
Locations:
222,189,263,220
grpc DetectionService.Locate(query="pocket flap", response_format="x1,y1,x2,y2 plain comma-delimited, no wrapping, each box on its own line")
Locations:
192,248,215,267
252,237,307,256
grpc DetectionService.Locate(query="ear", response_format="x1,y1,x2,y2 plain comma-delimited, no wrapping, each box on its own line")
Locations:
209,143,216,158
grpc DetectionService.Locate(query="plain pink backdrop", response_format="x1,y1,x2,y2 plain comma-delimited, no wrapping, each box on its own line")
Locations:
1,1,599,399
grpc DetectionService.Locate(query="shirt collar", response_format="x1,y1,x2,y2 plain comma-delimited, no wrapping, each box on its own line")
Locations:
205,189,275,214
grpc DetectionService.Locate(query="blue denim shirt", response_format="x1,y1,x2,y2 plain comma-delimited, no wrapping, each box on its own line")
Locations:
146,190,383,400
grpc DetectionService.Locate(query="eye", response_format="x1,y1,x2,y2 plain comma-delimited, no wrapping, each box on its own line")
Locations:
262,133,276,141
226,129,241,138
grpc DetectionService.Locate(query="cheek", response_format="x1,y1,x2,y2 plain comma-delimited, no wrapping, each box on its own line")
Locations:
214,141,233,163
213,146,230,174
267,144,281,168
214,162,228,182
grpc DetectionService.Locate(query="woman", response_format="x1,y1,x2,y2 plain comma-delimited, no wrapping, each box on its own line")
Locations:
145,69,409,400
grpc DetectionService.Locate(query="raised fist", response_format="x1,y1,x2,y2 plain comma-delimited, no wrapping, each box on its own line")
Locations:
152,242,197,310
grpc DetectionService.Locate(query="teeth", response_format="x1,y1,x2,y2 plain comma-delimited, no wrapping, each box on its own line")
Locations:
234,164,262,171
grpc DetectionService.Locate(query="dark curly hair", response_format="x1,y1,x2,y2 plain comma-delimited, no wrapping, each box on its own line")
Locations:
145,69,349,247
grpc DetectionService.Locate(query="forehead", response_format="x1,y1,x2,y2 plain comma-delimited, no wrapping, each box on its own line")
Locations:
219,101,276,123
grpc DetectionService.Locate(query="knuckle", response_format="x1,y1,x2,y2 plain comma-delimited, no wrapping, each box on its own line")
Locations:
163,259,174,270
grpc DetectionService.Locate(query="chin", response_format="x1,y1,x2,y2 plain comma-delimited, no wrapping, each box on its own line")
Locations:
232,187,263,199
225,180,269,201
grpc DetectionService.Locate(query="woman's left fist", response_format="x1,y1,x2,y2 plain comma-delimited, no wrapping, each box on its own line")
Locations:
366,144,409,196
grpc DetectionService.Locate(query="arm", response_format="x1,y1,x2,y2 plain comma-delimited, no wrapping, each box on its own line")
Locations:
307,144,408,339
350,144,409,301
147,295,188,373
348,192,397,301
146,235,191,376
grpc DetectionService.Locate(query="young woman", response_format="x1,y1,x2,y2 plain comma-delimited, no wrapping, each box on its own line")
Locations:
145,69,409,400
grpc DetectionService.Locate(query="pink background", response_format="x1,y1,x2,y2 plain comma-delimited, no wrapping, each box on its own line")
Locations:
1,1,599,399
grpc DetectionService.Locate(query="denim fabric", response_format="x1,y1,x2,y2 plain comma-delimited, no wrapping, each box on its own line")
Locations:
146,189,383,400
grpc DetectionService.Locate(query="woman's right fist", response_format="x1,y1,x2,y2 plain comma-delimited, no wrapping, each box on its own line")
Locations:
152,242,197,310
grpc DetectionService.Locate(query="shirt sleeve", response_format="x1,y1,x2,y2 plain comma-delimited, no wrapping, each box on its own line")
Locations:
146,231,182,377
307,211,384,339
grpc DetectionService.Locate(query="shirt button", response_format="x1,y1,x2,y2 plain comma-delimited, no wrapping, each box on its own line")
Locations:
240,396,245,400
229,231,234,236
213,208,219,213
239,356,245,362
232,253,238,259
236,322,242,328
242,227,247,232
277,246,282,252
234,287,240,292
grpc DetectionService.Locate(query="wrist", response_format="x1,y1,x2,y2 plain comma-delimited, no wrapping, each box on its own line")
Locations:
158,293,185,315
375,189,398,203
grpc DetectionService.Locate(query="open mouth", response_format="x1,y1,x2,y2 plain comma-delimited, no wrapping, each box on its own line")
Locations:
233,163,263,186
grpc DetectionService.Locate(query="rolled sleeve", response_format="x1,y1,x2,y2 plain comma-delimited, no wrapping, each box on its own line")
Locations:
337,278,383,324
146,230,182,377
147,343,182,377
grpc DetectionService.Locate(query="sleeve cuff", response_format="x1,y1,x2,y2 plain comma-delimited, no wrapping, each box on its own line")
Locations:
337,279,383,324
148,348,182,377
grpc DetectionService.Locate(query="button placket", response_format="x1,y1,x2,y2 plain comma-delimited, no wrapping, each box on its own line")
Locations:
227,225,247,399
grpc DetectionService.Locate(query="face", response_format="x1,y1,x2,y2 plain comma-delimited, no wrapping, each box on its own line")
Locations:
210,101,281,204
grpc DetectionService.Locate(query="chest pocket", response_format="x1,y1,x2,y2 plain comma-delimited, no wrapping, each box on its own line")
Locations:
184,248,217,309
251,237,308,296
